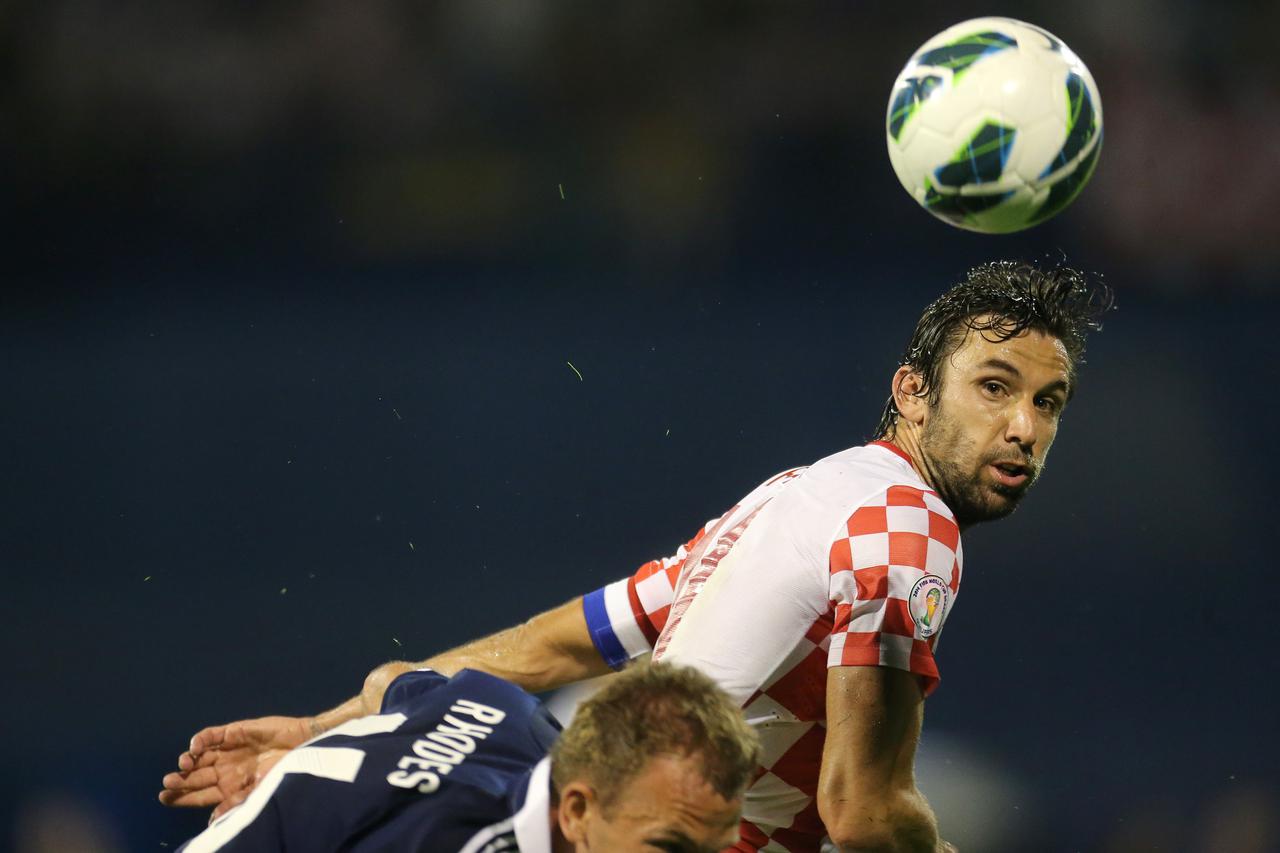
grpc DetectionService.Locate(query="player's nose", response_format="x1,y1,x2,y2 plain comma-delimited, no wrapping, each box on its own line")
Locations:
1004,400,1037,449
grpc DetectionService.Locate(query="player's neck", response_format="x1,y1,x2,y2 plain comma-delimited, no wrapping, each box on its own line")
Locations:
882,427,974,531
881,429,937,493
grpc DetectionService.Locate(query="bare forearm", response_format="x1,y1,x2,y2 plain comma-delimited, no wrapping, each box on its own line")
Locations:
819,667,947,852
421,602,607,689
309,596,608,736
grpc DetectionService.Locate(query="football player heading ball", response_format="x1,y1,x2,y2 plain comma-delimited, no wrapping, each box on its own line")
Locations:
163,261,1111,852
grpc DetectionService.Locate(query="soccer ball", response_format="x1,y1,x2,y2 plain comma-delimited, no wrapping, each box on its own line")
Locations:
885,17,1102,233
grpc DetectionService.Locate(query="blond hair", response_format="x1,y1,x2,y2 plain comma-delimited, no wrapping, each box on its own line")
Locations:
549,660,761,810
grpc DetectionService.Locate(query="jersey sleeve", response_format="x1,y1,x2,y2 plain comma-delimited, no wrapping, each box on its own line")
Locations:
581,520,718,669
826,485,962,696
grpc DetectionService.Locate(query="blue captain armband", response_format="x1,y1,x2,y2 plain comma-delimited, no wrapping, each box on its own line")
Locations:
582,587,630,670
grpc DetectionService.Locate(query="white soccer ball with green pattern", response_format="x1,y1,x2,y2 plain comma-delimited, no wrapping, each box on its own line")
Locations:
886,17,1102,233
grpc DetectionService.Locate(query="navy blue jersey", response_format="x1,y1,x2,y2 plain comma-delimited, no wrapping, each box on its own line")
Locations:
179,669,561,852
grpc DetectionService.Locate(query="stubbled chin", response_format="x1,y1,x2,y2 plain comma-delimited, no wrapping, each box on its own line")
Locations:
989,482,1029,507
972,479,1025,518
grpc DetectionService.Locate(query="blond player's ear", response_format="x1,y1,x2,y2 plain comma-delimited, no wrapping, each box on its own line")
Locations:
556,781,593,843
892,366,929,426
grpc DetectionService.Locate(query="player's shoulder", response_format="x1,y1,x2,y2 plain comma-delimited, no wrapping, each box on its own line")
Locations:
807,443,959,540
801,444,951,512
381,668,543,718
856,481,956,524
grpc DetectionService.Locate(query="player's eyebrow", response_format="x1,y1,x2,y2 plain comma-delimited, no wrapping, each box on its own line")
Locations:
1037,378,1070,397
975,357,1022,377
977,358,1070,396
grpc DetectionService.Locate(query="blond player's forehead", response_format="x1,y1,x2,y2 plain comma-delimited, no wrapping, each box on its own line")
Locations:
605,754,742,849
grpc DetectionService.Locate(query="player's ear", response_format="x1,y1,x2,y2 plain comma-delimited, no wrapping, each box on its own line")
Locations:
555,781,594,844
892,366,929,426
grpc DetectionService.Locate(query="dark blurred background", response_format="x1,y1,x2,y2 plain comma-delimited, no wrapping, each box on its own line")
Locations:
3,2,1277,851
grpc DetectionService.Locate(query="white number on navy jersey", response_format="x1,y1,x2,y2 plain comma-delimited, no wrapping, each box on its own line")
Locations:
182,713,409,852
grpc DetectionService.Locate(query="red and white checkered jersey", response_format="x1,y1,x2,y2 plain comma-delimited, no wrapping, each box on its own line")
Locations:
581,441,963,853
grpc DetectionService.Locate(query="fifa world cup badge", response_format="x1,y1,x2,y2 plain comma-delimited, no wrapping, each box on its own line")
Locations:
908,576,951,638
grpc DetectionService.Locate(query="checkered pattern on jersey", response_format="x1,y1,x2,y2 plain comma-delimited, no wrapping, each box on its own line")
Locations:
728,614,834,852
828,484,961,695
726,485,962,852
583,517,731,669
618,470,803,655
594,478,963,852
625,521,715,646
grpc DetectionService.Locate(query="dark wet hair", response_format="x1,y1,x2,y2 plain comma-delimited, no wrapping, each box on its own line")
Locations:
874,260,1113,439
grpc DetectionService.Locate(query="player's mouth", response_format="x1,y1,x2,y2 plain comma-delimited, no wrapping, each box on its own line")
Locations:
989,461,1030,488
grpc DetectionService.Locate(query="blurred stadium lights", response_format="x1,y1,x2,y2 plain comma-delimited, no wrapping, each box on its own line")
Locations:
6,1,1278,284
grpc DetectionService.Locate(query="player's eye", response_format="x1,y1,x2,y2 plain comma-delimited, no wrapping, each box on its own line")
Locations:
1035,396,1061,414
981,381,1006,397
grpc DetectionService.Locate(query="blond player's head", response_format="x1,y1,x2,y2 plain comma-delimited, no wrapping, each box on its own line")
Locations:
549,660,760,852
